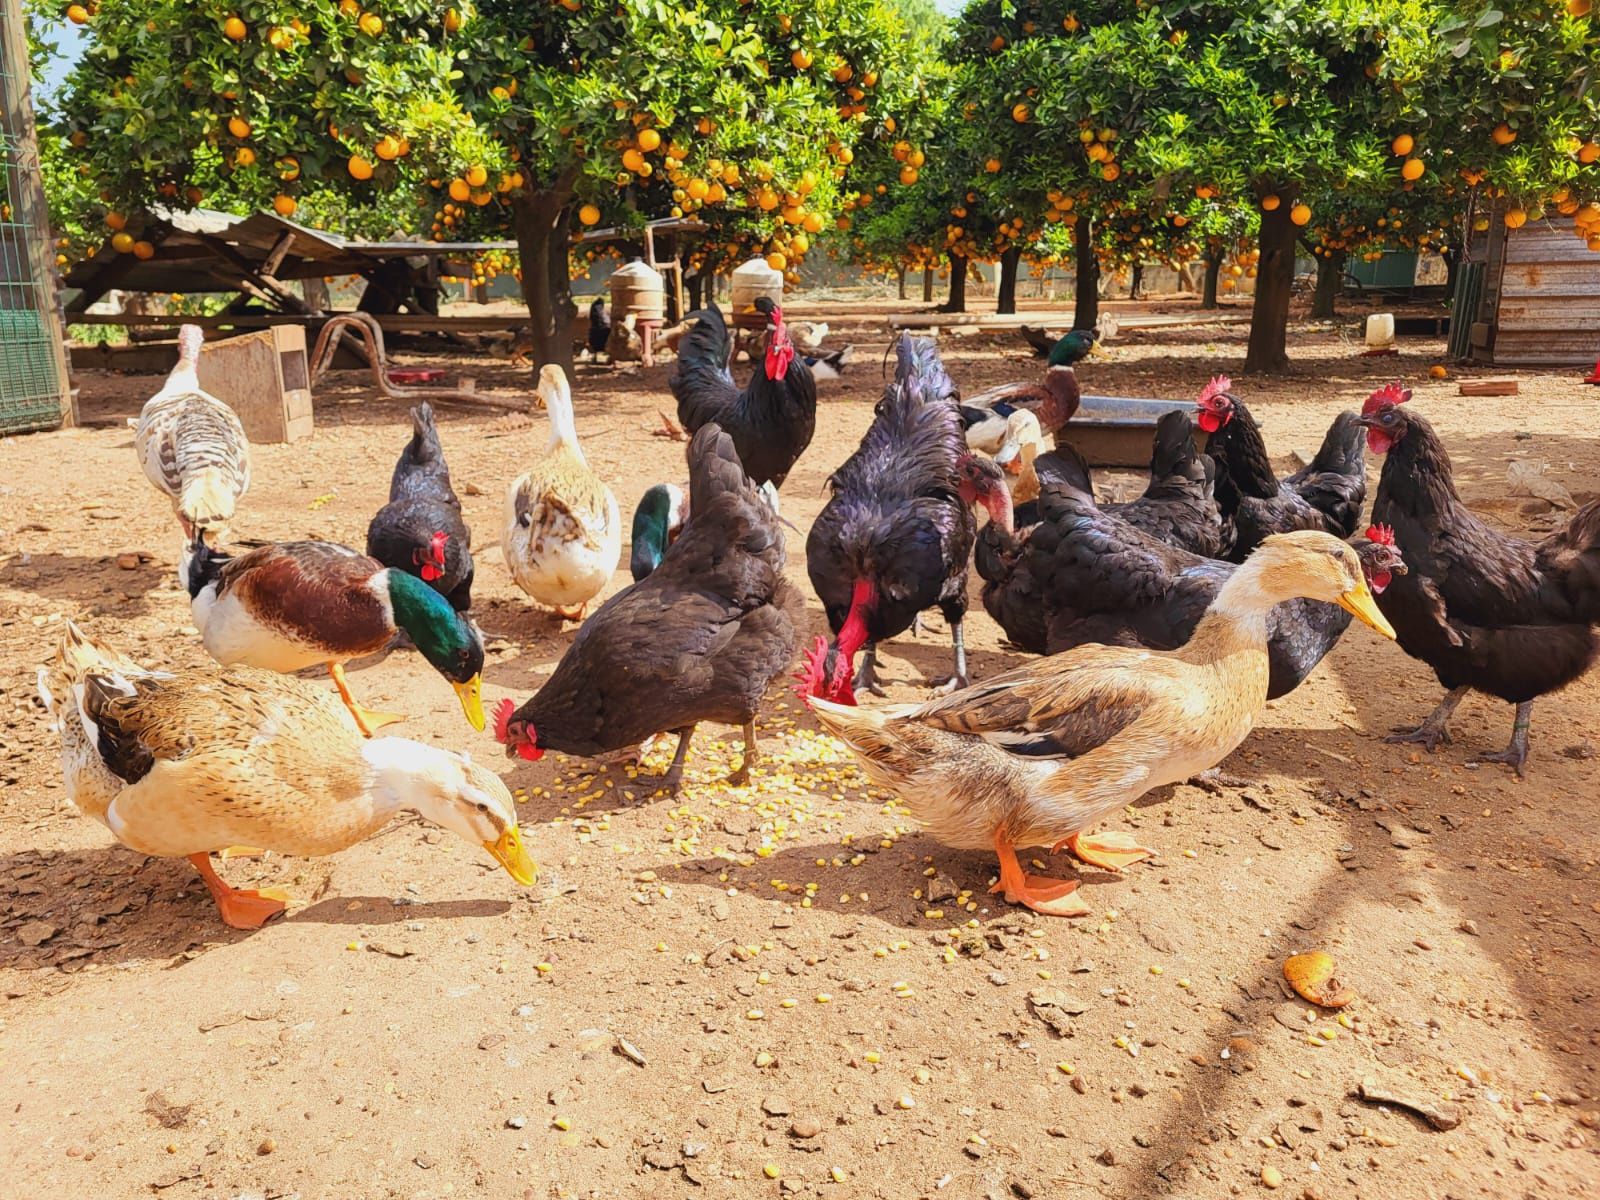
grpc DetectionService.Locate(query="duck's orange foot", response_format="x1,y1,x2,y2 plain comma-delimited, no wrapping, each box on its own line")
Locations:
554,604,587,623
349,705,406,737
988,872,1091,918
1051,830,1153,873
188,854,289,929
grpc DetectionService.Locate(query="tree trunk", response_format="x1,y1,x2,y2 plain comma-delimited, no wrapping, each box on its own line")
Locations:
1242,203,1296,374
995,246,1022,314
1072,218,1098,331
922,266,933,303
1310,249,1345,320
1129,262,1144,301
1201,249,1222,309
896,266,907,300
510,178,578,377
941,252,968,313
685,271,706,311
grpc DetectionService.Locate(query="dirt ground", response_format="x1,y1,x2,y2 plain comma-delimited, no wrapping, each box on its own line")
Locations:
2,300,1597,1200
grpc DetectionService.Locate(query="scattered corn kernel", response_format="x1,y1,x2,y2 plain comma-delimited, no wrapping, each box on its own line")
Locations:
864,1052,881,1064
830,1166,848,1183
1056,1062,1075,1075
746,1009,765,1020
763,1164,780,1179
552,1117,571,1131
1149,965,1164,976
896,1094,916,1109
781,998,797,1009
536,962,553,974
815,993,833,1004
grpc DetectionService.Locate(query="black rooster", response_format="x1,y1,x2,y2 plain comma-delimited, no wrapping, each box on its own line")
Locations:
666,296,816,490
1196,375,1366,561
493,424,801,794
1360,383,1600,775
586,296,610,356
365,402,473,611
801,334,1012,702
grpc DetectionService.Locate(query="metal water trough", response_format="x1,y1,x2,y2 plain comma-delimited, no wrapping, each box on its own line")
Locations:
1059,394,1202,467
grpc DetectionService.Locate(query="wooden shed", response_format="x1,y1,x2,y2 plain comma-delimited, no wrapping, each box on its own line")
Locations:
1461,219,1600,367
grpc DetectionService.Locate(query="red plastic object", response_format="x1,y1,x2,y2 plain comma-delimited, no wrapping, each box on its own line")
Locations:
385,368,445,385
1584,357,1600,385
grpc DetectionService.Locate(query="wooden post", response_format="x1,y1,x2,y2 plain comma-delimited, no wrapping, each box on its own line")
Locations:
1,0,75,426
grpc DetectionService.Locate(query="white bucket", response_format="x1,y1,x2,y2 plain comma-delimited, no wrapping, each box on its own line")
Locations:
1365,312,1395,349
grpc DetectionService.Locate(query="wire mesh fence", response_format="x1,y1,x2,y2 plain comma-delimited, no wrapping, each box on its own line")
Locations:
0,1,69,435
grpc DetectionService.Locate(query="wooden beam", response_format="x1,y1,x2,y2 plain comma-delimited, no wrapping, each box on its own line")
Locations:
67,311,534,333
261,231,298,278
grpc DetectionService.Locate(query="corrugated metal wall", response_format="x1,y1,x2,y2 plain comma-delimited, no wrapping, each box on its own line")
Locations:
1490,224,1600,367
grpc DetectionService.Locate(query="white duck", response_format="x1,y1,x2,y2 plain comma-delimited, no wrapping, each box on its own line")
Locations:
504,365,621,621
130,324,251,544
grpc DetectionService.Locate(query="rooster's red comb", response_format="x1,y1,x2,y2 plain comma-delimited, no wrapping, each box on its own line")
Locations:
793,635,855,706
492,697,517,744
1362,382,1412,417
1196,375,1233,409
1366,523,1396,547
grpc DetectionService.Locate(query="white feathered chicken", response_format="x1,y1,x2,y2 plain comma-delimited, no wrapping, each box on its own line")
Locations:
131,325,251,544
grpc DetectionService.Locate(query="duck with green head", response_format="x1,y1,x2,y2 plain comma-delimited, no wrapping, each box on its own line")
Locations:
182,538,485,736
629,483,689,582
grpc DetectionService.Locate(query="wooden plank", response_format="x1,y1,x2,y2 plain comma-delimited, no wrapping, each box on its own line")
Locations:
196,327,313,444
66,311,530,333
1458,378,1519,396
261,232,298,278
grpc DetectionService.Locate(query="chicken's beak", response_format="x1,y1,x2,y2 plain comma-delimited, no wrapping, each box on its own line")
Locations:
453,676,486,731
1337,581,1396,640
484,824,538,886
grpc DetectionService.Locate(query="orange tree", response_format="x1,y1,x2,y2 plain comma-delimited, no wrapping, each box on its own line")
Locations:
50,0,920,372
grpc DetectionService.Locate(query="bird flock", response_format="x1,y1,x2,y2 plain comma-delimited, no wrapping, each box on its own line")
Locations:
38,309,1600,928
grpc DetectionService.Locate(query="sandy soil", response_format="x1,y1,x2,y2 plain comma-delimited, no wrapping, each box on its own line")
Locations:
2,302,1597,1200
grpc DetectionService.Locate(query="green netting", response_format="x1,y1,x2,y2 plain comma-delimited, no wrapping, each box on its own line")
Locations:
0,20,67,436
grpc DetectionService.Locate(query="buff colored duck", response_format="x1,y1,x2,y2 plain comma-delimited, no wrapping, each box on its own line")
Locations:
805,531,1396,917
504,365,621,621
38,623,534,929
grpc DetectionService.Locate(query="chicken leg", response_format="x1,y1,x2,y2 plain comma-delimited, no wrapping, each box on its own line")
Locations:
853,643,887,698
188,854,289,929
932,617,969,694
989,831,1090,917
1386,685,1468,752
658,726,695,795
728,719,759,786
1471,700,1532,778
328,663,404,737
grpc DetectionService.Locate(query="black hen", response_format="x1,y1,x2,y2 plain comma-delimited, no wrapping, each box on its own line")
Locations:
586,297,610,355
493,424,801,794
1105,410,1228,557
1021,483,1404,699
365,402,474,611
1196,376,1366,561
802,334,1012,702
668,298,816,490
1361,383,1600,775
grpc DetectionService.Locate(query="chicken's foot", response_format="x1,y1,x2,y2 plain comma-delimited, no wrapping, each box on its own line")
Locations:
728,720,758,786
930,618,969,694
1470,701,1532,778
853,643,887,698
1386,686,1468,752
988,831,1091,918
658,726,695,795
651,412,690,441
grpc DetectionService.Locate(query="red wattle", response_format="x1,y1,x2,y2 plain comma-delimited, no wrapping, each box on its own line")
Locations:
1196,409,1222,434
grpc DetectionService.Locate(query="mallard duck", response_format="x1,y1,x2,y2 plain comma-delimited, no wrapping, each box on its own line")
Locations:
181,538,485,736
958,365,1080,454
37,622,534,929
805,531,1396,917
629,482,690,582
504,365,621,621
131,324,251,545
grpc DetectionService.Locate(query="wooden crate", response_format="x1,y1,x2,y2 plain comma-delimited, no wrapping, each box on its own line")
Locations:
195,326,313,443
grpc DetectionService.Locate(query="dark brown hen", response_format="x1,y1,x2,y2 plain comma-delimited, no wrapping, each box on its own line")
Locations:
1361,383,1600,775
494,424,801,793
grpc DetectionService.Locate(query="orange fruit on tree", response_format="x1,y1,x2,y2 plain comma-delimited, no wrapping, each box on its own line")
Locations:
273,194,297,217
375,134,403,161
1400,156,1425,181
706,182,726,203
348,154,375,180
111,232,135,254
66,4,89,23
907,148,925,169
1101,162,1120,182
448,178,471,201
637,128,662,152
1503,206,1527,229
465,164,488,187
470,189,492,206
686,178,709,201
185,186,205,205
802,212,824,234
359,12,383,35
1261,194,1281,211
1391,133,1414,156
1578,141,1599,164
223,15,246,39
104,210,128,231
578,204,601,226
1012,103,1030,123
132,240,156,260
622,148,645,173
791,48,813,70
883,116,896,133
444,7,463,31
899,165,919,186
985,157,1001,173
233,146,256,167
1491,122,1516,146
1290,203,1312,226
766,251,788,271
227,116,251,139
